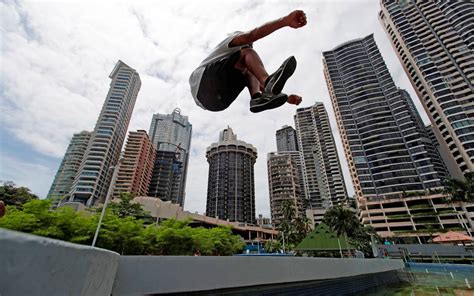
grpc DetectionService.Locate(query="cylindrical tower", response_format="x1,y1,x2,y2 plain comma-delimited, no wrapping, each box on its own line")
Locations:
205,127,257,224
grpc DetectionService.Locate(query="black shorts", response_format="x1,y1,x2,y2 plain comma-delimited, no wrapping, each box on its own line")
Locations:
196,51,246,111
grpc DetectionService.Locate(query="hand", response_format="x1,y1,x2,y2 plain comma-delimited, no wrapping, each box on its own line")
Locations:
285,10,307,29
287,94,302,105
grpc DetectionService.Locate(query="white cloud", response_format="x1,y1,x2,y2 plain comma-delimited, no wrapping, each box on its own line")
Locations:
0,0,427,217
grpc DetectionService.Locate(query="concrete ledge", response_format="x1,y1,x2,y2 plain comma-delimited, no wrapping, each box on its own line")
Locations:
112,256,405,295
0,229,120,296
0,229,405,296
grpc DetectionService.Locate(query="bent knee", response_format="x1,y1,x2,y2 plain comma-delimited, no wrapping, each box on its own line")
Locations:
240,47,257,56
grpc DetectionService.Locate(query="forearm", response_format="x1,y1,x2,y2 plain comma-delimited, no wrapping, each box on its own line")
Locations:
247,17,288,43
230,17,288,46
230,10,306,47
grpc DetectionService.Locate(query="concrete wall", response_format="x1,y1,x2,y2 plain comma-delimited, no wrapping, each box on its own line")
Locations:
0,229,120,296
112,256,404,295
0,229,404,296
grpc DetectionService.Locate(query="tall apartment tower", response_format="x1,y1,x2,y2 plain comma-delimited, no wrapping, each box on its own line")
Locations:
205,127,257,224
294,103,348,209
323,34,447,201
148,108,192,207
148,150,183,204
47,131,91,200
112,130,156,198
267,152,305,227
379,1,474,177
276,125,299,152
70,60,141,205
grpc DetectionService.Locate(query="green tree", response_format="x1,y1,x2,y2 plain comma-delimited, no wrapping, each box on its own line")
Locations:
146,219,244,256
443,172,474,203
264,239,282,253
0,181,39,208
109,192,147,218
323,205,379,257
0,198,245,256
0,199,95,243
95,211,147,255
322,206,360,237
277,200,310,252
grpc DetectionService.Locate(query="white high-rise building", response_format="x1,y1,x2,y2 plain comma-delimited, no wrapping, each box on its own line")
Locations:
294,102,348,209
70,60,141,205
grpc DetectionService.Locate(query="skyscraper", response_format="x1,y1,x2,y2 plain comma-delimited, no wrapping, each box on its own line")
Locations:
206,127,257,224
323,34,447,200
148,150,183,204
48,131,91,200
276,125,299,152
267,152,305,227
112,130,156,198
148,108,192,207
70,60,141,205
379,1,474,177
294,103,348,209
322,35,464,242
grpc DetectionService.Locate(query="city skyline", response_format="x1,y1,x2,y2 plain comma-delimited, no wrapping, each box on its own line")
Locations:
1,1,442,217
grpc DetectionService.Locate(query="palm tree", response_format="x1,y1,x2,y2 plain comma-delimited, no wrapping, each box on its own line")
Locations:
281,200,296,221
277,200,311,252
442,172,473,237
443,172,474,202
322,206,360,237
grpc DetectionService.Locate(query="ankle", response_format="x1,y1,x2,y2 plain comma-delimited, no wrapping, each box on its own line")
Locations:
251,92,262,100
263,76,271,87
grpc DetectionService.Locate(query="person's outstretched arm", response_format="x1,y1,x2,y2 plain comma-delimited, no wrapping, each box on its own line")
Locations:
229,10,307,47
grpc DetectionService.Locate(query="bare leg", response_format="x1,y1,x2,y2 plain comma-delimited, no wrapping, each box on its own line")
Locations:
242,70,262,97
234,48,269,88
235,48,303,107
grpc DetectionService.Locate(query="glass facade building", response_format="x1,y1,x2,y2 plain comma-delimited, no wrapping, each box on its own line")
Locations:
379,1,474,177
323,34,447,201
47,131,91,200
148,108,192,207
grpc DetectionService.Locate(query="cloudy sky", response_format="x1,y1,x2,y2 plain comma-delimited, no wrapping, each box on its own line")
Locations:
0,0,429,217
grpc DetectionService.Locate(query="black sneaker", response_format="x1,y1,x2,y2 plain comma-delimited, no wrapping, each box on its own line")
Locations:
250,92,288,113
264,56,297,95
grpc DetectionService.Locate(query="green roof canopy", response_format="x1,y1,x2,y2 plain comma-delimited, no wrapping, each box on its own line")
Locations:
295,223,354,251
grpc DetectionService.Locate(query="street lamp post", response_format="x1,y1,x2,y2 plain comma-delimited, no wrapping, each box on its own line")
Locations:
92,158,122,247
